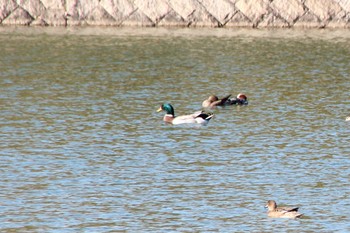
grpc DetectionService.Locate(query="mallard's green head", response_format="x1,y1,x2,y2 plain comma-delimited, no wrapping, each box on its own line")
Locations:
157,103,175,116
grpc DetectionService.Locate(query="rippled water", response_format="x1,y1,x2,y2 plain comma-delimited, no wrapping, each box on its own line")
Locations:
1,27,350,232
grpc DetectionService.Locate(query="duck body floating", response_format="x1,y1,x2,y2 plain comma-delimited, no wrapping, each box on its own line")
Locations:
227,93,248,106
265,200,303,219
202,94,232,108
202,93,248,108
157,103,213,125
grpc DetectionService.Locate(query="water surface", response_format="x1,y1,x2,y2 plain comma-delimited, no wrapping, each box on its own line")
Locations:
1,27,350,232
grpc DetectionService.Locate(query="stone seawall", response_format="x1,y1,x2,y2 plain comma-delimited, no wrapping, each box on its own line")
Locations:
1,0,350,28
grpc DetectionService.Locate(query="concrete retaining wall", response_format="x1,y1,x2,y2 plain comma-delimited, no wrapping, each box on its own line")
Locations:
1,0,350,28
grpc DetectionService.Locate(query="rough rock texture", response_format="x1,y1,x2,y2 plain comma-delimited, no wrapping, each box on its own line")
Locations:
0,0,350,27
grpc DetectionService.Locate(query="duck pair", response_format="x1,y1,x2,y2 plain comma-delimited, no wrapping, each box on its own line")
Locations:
202,93,248,108
157,93,248,125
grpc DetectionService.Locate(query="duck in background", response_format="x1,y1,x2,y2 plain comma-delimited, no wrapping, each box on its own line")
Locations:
265,200,303,219
202,93,248,108
202,94,232,108
157,103,213,125
227,93,248,106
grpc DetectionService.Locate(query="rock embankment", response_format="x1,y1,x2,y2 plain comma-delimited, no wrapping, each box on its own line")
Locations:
1,0,349,28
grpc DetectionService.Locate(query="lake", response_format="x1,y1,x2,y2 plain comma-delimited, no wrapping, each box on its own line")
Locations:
0,27,350,232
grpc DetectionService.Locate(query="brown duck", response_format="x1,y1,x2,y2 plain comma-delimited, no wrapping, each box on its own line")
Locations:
202,93,248,108
202,94,232,108
265,200,303,219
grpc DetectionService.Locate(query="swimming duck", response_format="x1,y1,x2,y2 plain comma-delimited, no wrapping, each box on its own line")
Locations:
157,103,213,125
265,200,303,219
202,93,248,108
227,93,248,105
202,94,232,108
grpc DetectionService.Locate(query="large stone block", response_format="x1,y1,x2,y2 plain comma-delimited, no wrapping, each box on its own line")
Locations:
198,0,236,26
38,8,67,26
259,13,289,28
85,5,117,26
66,0,98,22
293,11,322,28
99,0,136,23
168,0,219,27
1,6,33,25
235,0,269,27
305,0,344,23
226,11,252,27
121,9,154,26
335,0,350,11
157,9,187,27
134,0,170,24
270,0,305,26
40,0,65,9
0,0,18,22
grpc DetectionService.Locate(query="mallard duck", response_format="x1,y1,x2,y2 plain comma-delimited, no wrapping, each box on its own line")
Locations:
157,103,213,125
227,93,248,105
265,200,303,219
202,94,232,108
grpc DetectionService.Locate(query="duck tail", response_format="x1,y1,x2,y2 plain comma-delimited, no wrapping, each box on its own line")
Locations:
205,113,214,121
